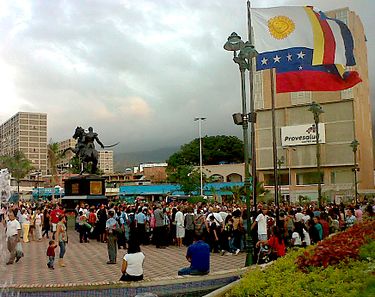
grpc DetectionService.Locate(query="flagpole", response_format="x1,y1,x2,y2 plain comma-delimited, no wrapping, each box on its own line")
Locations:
270,68,280,223
246,0,256,267
247,0,257,209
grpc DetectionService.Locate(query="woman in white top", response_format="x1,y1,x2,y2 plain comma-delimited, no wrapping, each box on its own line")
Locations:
291,222,307,247
120,240,145,282
174,206,185,248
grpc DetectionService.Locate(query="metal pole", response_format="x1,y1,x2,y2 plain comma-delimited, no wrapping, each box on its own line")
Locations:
288,149,291,203
353,147,358,205
199,120,203,196
240,66,253,267
246,0,255,267
247,0,257,209
270,69,279,222
194,117,206,196
315,119,322,206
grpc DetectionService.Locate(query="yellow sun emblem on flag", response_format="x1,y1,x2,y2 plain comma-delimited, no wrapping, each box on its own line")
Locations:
268,16,295,40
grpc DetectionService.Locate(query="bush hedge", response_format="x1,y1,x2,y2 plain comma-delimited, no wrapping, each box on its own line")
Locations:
226,221,375,297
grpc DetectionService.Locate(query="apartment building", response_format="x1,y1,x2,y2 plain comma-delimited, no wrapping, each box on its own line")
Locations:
0,112,48,174
253,8,374,202
56,138,77,170
98,150,114,174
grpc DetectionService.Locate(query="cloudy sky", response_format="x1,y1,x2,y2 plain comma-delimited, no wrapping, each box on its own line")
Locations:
0,0,373,153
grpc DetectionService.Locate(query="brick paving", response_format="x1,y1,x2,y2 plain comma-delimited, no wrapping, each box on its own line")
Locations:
0,225,246,289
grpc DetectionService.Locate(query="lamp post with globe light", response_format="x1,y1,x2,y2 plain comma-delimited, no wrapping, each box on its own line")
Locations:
224,32,258,266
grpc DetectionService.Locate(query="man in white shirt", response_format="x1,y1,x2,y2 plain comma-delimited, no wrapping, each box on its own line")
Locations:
251,206,269,241
6,211,21,265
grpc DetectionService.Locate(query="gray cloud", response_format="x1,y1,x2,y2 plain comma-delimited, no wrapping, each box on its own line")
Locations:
0,0,373,153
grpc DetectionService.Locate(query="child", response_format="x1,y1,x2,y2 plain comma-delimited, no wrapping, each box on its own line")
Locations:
47,240,57,269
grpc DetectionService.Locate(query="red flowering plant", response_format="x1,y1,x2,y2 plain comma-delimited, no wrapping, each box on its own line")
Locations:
296,220,375,272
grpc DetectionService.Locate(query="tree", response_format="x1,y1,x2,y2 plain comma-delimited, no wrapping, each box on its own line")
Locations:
166,165,200,195
224,181,269,204
167,135,244,168
47,141,63,185
0,151,33,195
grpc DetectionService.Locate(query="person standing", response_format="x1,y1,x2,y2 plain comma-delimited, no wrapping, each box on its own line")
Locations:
251,206,269,241
106,210,119,264
184,207,195,247
175,206,185,248
34,209,43,241
55,215,67,267
46,240,57,269
6,211,21,265
135,207,147,245
153,204,165,248
42,208,51,239
50,205,64,240
20,209,30,243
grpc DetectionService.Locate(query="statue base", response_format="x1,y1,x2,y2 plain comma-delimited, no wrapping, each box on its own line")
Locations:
61,174,107,210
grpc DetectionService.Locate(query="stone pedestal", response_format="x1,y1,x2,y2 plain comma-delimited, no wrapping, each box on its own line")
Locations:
61,175,107,210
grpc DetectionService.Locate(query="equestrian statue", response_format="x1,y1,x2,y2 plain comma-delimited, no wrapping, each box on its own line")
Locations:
63,126,118,174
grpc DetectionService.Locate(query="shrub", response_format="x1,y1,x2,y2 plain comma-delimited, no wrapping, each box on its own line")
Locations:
226,249,374,297
226,220,375,297
359,240,375,261
296,220,375,270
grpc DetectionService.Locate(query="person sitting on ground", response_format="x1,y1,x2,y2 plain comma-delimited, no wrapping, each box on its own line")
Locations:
256,226,286,261
120,240,145,282
178,233,210,276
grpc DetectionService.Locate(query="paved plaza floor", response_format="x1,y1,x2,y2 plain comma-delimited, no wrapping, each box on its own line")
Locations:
0,225,246,289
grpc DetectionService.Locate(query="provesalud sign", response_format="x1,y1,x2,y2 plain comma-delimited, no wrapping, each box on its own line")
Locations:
281,123,325,146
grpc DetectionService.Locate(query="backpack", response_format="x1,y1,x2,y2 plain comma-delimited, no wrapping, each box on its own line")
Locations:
184,214,195,231
194,215,206,236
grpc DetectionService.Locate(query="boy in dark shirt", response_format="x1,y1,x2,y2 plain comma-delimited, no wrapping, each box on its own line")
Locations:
47,240,57,269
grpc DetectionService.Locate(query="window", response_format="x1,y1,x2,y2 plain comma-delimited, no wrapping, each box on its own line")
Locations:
335,10,348,24
341,88,353,100
253,70,264,110
291,92,312,105
264,173,289,186
296,171,324,185
331,169,352,184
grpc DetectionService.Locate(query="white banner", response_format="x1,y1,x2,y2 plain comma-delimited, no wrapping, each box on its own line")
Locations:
281,123,325,146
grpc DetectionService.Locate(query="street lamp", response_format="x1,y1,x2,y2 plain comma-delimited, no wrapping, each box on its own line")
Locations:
277,156,285,204
350,139,359,205
308,101,324,207
224,31,258,267
283,147,296,204
194,117,206,197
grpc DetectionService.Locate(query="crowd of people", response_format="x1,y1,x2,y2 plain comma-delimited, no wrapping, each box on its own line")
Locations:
1,197,374,279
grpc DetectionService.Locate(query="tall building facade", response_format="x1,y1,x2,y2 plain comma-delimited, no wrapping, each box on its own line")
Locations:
56,138,77,170
56,138,114,174
253,8,374,202
0,112,48,174
98,150,114,174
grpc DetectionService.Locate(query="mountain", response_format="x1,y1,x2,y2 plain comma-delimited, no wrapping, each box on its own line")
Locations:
114,146,179,171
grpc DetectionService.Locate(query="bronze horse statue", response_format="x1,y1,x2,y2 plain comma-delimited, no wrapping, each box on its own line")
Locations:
63,126,102,174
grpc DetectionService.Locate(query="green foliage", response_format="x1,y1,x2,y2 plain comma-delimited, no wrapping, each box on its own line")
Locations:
359,240,375,261
226,248,375,297
0,151,33,193
187,196,206,204
296,220,375,269
166,135,243,168
167,165,200,195
48,141,63,184
69,155,81,174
